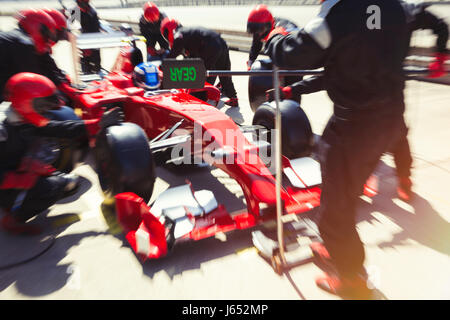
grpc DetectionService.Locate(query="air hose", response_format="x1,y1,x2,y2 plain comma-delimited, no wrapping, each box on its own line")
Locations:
0,234,56,271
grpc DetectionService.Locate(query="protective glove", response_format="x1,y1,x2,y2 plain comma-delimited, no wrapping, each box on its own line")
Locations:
428,52,448,78
147,46,157,56
266,86,293,102
247,60,254,71
99,107,124,130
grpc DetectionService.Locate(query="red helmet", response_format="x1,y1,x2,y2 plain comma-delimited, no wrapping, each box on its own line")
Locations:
5,73,61,127
143,2,160,23
160,18,180,48
247,5,274,40
43,9,69,41
16,9,58,54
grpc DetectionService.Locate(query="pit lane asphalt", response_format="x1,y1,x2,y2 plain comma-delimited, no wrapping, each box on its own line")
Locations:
0,15,449,300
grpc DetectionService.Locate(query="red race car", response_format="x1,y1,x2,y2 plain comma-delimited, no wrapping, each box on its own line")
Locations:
63,30,332,262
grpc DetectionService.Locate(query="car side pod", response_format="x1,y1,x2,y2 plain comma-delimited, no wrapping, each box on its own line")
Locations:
187,83,222,107
115,192,168,261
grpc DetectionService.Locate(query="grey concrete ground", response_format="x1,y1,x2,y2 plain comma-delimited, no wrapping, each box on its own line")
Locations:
0,10,449,300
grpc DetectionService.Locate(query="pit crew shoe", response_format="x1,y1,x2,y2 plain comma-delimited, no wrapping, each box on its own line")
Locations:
310,242,335,272
1,214,42,235
397,177,413,202
315,272,373,299
363,174,378,197
224,97,239,107
59,173,81,199
310,242,369,278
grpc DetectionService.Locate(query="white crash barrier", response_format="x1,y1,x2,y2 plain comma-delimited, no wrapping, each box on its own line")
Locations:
75,31,130,50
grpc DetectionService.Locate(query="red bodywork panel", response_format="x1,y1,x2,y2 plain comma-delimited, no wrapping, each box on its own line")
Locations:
71,69,340,261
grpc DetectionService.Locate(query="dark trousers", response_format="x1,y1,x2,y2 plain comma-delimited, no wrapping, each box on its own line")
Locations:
317,108,403,278
390,120,412,179
204,43,237,99
81,49,101,74
0,175,68,222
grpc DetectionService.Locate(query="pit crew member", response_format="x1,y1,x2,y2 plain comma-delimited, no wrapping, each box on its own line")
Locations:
0,9,79,103
265,0,448,203
161,18,239,107
246,4,299,70
0,73,123,235
71,0,102,74
265,0,411,297
139,2,170,61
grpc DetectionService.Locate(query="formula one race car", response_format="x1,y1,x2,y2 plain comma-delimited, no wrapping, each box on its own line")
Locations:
60,30,324,262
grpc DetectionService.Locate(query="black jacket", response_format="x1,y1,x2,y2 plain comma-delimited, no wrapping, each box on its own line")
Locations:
0,30,67,102
139,13,169,50
80,6,100,33
167,27,227,68
68,5,100,33
266,0,411,113
286,1,449,99
249,17,299,62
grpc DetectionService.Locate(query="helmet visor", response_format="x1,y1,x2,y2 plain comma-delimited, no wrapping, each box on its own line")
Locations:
40,24,58,45
247,22,272,39
247,21,271,37
57,27,69,41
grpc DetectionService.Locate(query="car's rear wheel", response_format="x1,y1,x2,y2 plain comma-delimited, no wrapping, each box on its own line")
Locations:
252,100,314,159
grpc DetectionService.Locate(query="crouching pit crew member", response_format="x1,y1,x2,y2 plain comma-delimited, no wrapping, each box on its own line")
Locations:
0,73,123,235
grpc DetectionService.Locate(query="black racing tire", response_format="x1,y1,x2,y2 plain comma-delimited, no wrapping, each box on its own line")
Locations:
95,122,155,203
252,100,314,159
248,59,302,113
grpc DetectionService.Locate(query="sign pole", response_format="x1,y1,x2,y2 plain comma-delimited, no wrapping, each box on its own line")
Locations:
272,65,286,266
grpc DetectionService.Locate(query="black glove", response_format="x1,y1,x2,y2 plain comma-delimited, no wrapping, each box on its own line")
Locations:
99,107,124,129
266,86,292,102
